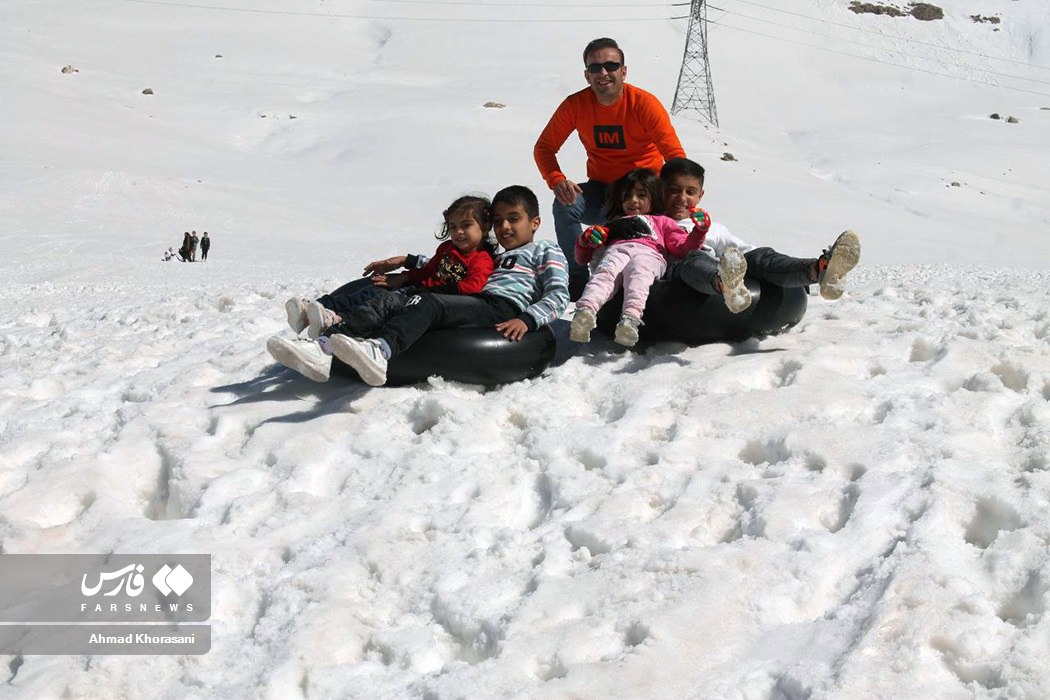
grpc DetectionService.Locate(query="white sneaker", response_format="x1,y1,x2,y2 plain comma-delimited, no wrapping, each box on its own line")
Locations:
266,335,331,382
570,307,597,343
818,230,861,300
284,297,310,334
718,247,752,314
306,301,341,340
327,334,388,387
614,314,642,347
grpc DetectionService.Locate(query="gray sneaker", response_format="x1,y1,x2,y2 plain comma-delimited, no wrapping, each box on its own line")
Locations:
817,230,861,300
285,297,310,334
266,335,331,382
306,301,341,340
614,314,642,347
328,334,388,387
570,307,597,343
718,247,752,313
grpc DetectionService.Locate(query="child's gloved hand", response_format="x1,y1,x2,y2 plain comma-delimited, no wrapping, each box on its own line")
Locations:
578,225,608,248
689,207,711,234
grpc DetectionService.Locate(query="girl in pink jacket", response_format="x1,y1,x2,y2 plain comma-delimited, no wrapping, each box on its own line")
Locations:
571,168,709,347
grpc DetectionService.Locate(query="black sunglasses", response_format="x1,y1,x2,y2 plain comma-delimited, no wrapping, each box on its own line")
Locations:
586,61,622,74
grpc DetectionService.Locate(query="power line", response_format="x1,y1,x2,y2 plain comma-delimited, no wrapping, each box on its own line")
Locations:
699,0,1050,72
126,0,678,20
375,0,673,6
124,0,1050,95
700,3,1050,88
707,17,1050,98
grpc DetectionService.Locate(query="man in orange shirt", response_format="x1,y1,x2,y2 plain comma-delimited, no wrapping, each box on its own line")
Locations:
534,37,686,299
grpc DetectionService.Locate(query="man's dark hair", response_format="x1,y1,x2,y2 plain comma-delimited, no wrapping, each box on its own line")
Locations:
660,157,706,187
492,185,540,219
583,38,625,64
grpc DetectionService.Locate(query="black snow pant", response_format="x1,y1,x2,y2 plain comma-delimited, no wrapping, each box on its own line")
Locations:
328,288,414,338
667,247,817,295
377,293,520,358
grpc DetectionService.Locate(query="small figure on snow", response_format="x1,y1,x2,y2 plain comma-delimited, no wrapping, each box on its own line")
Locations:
179,231,192,262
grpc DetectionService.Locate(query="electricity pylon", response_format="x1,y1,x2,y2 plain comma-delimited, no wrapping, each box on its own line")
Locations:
671,0,718,127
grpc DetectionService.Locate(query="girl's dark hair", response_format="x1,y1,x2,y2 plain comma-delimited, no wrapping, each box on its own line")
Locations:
438,195,495,250
605,168,665,220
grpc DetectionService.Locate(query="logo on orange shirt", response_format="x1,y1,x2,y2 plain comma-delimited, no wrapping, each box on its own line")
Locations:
593,125,626,150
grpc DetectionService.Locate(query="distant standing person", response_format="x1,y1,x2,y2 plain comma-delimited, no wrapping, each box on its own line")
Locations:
201,232,211,261
190,231,199,262
534,37,686,299
180,231,192,261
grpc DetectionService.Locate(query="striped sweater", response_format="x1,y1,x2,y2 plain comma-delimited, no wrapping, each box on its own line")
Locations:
483,240,569,329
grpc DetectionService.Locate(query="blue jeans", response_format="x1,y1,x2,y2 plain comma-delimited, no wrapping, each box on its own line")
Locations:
552,180,608,280
316,279,385,317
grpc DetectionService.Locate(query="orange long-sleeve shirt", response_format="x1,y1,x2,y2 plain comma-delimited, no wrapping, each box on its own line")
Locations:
534,83,685,190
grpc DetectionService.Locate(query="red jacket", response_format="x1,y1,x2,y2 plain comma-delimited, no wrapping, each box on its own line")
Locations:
405,241,495,294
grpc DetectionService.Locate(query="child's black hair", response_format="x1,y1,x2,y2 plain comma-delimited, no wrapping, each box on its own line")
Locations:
659,157,705,187
438,195,494,250
605,168,665,220
492,185,540,219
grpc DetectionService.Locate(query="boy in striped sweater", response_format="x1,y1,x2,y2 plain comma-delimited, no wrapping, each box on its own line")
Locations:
328,185,569,386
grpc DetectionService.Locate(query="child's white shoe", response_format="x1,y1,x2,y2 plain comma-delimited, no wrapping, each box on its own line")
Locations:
614,314,642,347
817,230,861,300
285,297,310,334
306,301,341,340
266,335,331,382
570,307,597,343
718,247,752,314
328,334,388,387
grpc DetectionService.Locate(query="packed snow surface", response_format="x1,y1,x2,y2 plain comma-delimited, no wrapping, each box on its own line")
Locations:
2,0,1049,697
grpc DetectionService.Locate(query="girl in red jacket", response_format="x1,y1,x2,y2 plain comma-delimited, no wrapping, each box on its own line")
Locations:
270,195,497,381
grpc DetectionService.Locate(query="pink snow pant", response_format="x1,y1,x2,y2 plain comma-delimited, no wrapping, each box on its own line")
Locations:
577,241,667,319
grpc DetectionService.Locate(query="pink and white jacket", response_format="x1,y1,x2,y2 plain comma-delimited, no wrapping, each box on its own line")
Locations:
574,214,707,266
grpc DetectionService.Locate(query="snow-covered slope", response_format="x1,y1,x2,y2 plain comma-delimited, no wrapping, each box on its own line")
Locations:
1,0,1049,696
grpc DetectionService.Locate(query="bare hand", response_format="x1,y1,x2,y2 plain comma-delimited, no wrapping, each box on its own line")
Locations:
495,318,529,341
371,272,407,288
553,179,583,206
363,255,407,276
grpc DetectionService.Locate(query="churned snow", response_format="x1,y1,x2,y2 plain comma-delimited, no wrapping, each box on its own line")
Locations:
1,0,1049,697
